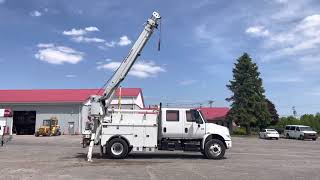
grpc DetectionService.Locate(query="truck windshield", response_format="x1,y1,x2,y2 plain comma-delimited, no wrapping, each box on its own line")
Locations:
300,127,313,131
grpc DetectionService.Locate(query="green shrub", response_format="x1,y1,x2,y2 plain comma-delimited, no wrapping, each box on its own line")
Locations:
233,127,247,135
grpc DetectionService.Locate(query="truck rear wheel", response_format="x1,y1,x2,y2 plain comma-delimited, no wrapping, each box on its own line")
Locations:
107,138,129,159
204,139,225,159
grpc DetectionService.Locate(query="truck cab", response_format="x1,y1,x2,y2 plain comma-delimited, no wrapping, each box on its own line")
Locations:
159,108,232,159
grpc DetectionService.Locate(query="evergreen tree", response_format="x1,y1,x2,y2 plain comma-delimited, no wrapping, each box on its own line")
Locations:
266,99,279,125
226,53,270,134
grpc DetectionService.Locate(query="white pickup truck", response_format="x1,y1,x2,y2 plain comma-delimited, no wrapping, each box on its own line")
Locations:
95,107,232,159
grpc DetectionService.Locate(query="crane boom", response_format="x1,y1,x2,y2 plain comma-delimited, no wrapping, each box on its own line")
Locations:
86,11,161,162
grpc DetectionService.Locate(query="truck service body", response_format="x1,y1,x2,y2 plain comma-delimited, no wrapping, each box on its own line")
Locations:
83,11,232,161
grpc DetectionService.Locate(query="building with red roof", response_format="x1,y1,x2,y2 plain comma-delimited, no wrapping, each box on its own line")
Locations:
199,107,231,129
0,88,144,135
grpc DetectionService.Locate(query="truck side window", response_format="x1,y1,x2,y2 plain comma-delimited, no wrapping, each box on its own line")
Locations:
166,110,179,121
186,111,194,122
193,110,203,124
290,126,295,131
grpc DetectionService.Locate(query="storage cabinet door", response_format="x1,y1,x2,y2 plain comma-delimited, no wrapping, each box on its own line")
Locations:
132,126,144,148
144,126,157,147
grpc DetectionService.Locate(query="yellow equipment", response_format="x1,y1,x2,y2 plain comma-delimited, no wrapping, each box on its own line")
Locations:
35,116,61,137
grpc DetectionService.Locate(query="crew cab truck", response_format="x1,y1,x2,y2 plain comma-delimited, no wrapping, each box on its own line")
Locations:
99,107,232,159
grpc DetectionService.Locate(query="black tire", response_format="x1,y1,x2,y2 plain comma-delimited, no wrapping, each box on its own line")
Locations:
276,138,279,140
201,151,207,158
204,139,226,159
82,138,86,148
106,138,129,159
35,132,39,137
300,135,304,140
312,138,317,141
286,133,290,139
128,146,133,154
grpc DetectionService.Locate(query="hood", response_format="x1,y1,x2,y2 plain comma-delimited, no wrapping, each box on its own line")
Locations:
206,123,230,136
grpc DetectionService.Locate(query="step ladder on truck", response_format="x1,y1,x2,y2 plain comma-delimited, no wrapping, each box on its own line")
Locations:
0,108,13,146
82,11,232,162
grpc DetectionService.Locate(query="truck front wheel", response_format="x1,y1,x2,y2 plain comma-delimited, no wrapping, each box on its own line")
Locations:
107,138,129,159
204,139,226,159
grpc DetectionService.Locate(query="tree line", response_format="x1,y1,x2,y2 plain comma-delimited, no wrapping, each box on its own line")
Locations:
226,53,319,134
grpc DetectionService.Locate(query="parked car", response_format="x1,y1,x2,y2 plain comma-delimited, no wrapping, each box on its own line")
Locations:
284,125,318,141
259,129,279,140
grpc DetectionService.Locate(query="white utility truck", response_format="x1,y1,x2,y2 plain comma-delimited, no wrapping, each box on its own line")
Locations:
83,11,232,161
0,108,13,146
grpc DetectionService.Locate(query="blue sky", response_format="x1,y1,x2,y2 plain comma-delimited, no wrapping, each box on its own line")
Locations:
1,0,320,116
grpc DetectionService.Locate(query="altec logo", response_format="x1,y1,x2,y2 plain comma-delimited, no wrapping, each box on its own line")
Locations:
0,109,12,117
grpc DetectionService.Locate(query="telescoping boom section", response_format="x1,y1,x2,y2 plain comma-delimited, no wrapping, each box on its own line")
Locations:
86,12,161,162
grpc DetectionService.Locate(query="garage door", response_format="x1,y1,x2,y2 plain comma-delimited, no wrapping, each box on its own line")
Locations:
13,111,36,135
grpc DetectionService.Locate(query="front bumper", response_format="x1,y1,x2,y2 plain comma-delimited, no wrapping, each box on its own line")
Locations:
225,140,232,149
304,133,318,139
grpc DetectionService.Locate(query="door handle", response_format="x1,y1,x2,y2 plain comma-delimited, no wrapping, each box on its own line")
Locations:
185,128,188,133
163,127,166,133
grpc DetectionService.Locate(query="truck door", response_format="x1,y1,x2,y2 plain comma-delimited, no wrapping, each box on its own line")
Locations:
183,110,205,139
161,110,184,139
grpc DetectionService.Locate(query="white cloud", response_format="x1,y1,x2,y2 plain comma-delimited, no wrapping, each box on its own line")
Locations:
249,14,320,68
63,28,87,36
118,36,132,46
30,11,42,17
100,36,132,49
245,26,270,37
274,0,288,4
37,43,54,48
266,77,303,83
72,36,105,43
105,41,116,47
179,80,198,86
63,26,105,44
63,26,100,36
65,74,77,78
97,60,165,78
35,43,84,65
85,26,99,32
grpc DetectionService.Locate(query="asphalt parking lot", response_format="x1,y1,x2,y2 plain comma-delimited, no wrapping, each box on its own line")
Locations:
0,135,319,180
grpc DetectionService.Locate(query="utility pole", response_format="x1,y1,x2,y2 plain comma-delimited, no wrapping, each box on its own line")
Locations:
208,100,214,108
292,106,297,117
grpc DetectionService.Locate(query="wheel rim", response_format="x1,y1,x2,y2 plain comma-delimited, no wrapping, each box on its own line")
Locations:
111,142,124,156
209,143,221,157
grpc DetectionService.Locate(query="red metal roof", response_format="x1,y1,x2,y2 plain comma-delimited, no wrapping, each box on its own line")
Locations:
0,88,142,104
199,107,229,121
